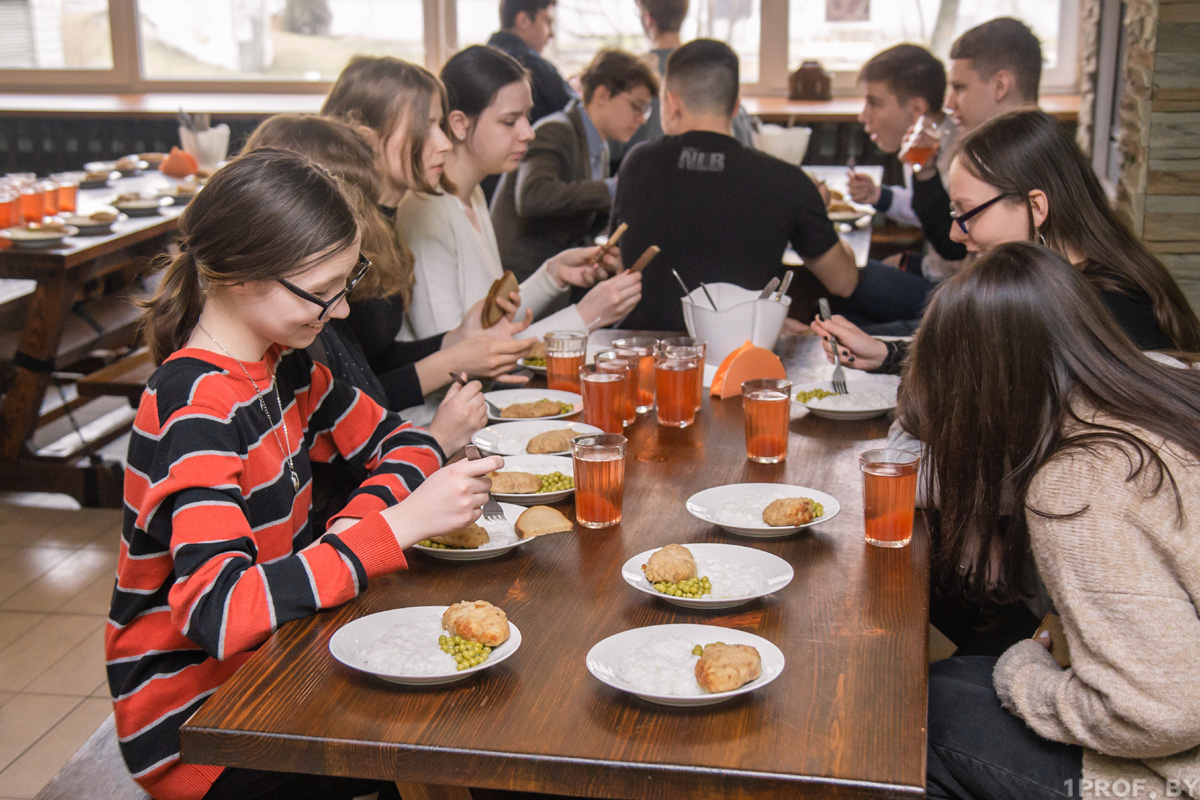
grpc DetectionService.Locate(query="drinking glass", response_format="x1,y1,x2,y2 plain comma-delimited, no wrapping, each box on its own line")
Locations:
898,115,942,172
610,336,658,413
580,364,626,434
661,336,706,411
16,180,44,224
40,180,60,217
593,349,637,426
0,183,20,228
859,449,921,548
742,378,792,463
571,433,626,529
544,331,587,394
654,346,701,428
50,173,81,214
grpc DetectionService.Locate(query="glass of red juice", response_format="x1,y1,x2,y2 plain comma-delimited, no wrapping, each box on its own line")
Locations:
858,449,921,548
571,433,626,529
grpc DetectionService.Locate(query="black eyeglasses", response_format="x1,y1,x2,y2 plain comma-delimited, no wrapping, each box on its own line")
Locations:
949,192,1020,235
278,253,372,322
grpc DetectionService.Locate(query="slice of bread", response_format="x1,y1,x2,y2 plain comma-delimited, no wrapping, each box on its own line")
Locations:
482,270,520,328
515,505,573,539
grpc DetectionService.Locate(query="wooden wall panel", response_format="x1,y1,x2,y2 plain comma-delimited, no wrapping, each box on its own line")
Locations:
1142,0,1200,311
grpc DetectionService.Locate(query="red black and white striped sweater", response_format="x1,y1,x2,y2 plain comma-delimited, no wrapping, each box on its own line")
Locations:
105,345,444,800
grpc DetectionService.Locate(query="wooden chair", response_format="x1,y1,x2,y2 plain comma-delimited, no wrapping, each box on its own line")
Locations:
33,715,148,800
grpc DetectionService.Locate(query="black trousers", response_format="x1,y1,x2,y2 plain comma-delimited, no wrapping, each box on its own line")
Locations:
828,259,935,334
203,767,400,800
927,656,1083,800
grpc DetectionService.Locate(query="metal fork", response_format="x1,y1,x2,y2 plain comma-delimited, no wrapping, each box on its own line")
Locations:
450,372,503,418
464,444,506,522
818,298,849,394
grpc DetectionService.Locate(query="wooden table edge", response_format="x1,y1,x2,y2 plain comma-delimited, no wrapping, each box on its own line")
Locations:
181,723,927,799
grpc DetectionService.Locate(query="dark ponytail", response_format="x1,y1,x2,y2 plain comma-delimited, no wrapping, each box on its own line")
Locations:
140,250,205,364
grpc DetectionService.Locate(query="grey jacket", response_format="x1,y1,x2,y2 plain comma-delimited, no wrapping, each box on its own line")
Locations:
491,101,612,281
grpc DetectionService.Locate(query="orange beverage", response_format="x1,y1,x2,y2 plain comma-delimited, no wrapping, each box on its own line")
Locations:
547,352,584,393
900,145,936,166
859,449,921,548
612,337,658,413
544,330,587,393
580,365,626,433
594,350,636,426
19,187,45,223
661,336,706,411
654,352,699,428
56,182,79,214
742,379,792,463
0,193,20,228
40,181,59,216
571,434,626,529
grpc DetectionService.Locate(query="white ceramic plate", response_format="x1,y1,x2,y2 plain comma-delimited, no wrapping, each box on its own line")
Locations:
487,454,574,505
60,213,123,236
411,502,535,561
110,197,172,217
586,623,785,707
79,172,118,189
686,483,840,537
330,606,522,686
472,420,603,457
621,543,793,609
516,357,547,373
792,378,898,421
1,226,78,248
828,208,872,223
482,389,583,422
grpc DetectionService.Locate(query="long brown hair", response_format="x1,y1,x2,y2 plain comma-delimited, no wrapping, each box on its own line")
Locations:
956,109,1200,352
321,55,451,196
900,242,1200,603
139,149,359,365
242,114,412,307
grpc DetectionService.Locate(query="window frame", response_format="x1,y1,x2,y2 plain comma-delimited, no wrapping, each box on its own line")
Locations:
0,0,1080,96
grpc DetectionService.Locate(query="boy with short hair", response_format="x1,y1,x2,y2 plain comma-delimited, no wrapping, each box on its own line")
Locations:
611,40,856,333
492,49,660,280
487,0,574,126
848,43,964,280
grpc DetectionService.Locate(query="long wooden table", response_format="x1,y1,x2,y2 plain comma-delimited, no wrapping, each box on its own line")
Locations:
0,174,182,504
180,332,930,799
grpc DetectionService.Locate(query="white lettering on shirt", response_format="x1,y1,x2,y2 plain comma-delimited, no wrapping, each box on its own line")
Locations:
678,148,725,172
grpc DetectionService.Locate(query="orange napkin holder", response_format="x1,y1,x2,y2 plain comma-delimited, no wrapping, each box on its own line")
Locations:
709,341,787,398
160,147,198,178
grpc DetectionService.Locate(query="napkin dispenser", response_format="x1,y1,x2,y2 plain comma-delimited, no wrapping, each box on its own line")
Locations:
681,282,790,367
752,124,812,166
179,124,231,171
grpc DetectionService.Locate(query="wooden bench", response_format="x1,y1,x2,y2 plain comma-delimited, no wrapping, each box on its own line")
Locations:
76,347,154,402
33,714,148,800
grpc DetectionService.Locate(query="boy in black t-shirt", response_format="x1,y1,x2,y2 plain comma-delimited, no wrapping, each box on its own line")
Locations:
612,39,856,333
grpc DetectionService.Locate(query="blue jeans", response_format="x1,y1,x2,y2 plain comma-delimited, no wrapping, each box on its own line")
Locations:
927,656,1082,800
829,259,935,335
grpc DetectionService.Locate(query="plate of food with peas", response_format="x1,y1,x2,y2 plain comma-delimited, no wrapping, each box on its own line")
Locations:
791,378,898,421
621,543,794,610
412,502,535,561
486,455,575,505
329,602,521,685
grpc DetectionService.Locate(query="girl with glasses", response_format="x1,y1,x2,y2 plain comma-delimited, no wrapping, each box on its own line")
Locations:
813,109,1200,372
111,150,503,800
902,242,1200,800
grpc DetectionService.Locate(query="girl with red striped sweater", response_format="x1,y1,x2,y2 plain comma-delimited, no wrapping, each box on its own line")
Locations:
106,149,502,800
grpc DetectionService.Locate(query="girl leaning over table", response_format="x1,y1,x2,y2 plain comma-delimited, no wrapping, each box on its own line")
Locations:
899,242,1200,800
321,50,641,341
105,149,503,800
813,109,1200,372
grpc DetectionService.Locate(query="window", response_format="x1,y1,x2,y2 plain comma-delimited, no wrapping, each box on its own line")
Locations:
1,0,113,70
786,0,1077,91
0,0,1079,94
455,0,761,83
137,0,424,82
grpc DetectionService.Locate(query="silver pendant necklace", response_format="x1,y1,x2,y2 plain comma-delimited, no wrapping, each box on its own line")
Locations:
196,322,300,493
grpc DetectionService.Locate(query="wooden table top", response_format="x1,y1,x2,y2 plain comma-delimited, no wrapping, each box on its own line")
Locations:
180,332,930,800
0,173,183,278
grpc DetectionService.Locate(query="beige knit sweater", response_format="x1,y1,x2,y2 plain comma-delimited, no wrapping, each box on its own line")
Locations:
993,422,1200,800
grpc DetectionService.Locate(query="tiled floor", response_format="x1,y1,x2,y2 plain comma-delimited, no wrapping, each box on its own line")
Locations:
0,492,122,800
